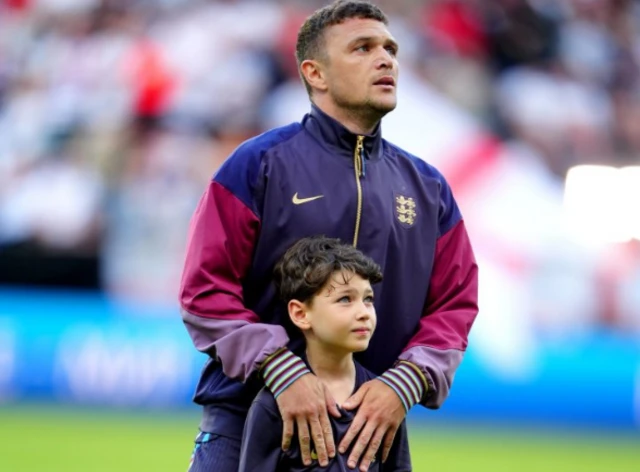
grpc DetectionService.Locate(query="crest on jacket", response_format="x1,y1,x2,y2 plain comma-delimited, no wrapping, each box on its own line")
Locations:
395,194,416,227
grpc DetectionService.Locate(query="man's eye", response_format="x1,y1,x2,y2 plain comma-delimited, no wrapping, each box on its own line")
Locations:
356,45,370,52
385,46,397,56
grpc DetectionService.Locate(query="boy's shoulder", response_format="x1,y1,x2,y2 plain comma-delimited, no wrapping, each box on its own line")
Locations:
251,387,281,420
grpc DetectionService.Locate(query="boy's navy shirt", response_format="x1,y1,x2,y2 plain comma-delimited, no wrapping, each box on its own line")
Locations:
238,360,412,472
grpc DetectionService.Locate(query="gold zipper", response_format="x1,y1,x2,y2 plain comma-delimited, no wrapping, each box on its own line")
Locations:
352,135,365,247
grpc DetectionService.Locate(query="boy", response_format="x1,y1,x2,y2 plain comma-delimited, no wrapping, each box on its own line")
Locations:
238,236,412,471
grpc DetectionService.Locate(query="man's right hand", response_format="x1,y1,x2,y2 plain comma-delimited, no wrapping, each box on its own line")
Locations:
275,373,340,467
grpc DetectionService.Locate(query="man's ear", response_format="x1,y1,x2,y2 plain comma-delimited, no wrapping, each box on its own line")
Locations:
300,59,328,93
288,299,311,331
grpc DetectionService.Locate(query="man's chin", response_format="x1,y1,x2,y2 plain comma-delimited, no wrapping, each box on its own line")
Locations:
371,98,397,115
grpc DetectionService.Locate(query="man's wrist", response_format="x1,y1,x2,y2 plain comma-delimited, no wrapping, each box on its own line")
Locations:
379,361,427,412
261,348,310,398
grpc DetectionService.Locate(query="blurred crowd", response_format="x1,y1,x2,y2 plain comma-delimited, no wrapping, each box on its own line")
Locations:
1,0,639,339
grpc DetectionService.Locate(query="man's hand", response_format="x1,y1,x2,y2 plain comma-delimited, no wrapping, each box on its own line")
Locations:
275,373,341,467
339,379,406,472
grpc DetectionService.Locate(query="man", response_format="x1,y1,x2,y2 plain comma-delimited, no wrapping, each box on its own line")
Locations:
180,2,478,471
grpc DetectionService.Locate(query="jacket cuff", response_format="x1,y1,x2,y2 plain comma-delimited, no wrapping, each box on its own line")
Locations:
379,361,428,412
261,348,311,398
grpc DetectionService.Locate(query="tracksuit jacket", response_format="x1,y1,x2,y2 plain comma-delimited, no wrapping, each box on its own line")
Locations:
179,104,479,439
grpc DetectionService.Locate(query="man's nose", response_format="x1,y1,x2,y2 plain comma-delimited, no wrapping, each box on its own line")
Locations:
375,57,392,70
375,47,394,69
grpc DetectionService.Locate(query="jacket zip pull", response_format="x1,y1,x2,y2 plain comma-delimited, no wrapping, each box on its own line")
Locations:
355,135,365,177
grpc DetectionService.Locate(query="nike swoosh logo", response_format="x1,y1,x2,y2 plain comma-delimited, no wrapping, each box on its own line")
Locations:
292,193,324,205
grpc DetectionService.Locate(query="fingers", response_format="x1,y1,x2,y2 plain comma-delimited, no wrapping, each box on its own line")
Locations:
308,415,329,467
347,423,376,471
338,415,365,454
282,416,294,451
358,427,386,472
381,428,397,463
275,375,339,467
318,407,336,459
296,417,312,466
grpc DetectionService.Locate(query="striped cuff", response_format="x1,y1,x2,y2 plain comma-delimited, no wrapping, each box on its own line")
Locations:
260,349,311,399
379,361,427,413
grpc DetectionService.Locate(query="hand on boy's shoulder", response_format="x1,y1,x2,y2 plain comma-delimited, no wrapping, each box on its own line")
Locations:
274,373,340,467
340,379,406,471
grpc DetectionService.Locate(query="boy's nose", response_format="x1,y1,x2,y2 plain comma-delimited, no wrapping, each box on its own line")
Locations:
356,304,373,319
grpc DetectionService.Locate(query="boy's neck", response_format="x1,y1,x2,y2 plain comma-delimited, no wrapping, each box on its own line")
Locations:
305,341,356,405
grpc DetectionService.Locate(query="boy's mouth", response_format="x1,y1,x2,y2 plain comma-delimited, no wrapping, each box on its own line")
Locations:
351,327,371,335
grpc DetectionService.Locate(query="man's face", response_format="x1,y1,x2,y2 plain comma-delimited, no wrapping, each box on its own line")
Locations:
305,271,377,354
320,18,399,117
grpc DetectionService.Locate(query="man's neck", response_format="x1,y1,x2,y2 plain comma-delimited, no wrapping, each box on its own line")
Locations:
312,99,381,136
305,341,356,405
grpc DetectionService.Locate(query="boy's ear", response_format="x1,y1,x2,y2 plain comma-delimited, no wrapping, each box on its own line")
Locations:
288,299,311,331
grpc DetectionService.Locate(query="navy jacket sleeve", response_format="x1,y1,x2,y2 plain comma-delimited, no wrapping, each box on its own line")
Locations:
238,394,283,472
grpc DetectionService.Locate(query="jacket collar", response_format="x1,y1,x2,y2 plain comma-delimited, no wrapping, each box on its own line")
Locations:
302,103,384,161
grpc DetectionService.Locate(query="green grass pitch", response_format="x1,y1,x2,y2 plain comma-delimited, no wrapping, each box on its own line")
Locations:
0,405,638,471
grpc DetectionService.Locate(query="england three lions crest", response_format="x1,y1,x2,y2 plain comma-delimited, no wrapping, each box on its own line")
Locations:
395,194,416,227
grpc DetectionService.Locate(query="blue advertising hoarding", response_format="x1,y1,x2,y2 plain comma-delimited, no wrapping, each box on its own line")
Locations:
0,288,638,431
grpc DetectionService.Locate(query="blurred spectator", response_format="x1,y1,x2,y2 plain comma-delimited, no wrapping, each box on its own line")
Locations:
0,132,104,287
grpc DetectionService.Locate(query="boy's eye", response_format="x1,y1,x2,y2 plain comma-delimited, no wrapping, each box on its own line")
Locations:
338,296,351,303
364,295,374,304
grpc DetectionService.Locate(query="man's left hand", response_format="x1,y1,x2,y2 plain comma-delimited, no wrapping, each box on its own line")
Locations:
339,379,406,472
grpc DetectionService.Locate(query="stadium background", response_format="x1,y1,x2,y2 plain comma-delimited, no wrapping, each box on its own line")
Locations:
0,0,639,470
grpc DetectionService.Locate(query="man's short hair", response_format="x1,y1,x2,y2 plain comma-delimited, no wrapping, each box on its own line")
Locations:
295,0,388,95
274,235,383,304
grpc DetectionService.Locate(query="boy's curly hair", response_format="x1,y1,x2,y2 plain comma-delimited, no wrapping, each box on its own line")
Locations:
274,235,382,304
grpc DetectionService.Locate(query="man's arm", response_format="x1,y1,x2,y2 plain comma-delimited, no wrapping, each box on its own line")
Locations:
393,186,479,410
180,179,309,383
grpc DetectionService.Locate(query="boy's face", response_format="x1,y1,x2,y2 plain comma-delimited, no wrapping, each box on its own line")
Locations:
297,271,377,353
